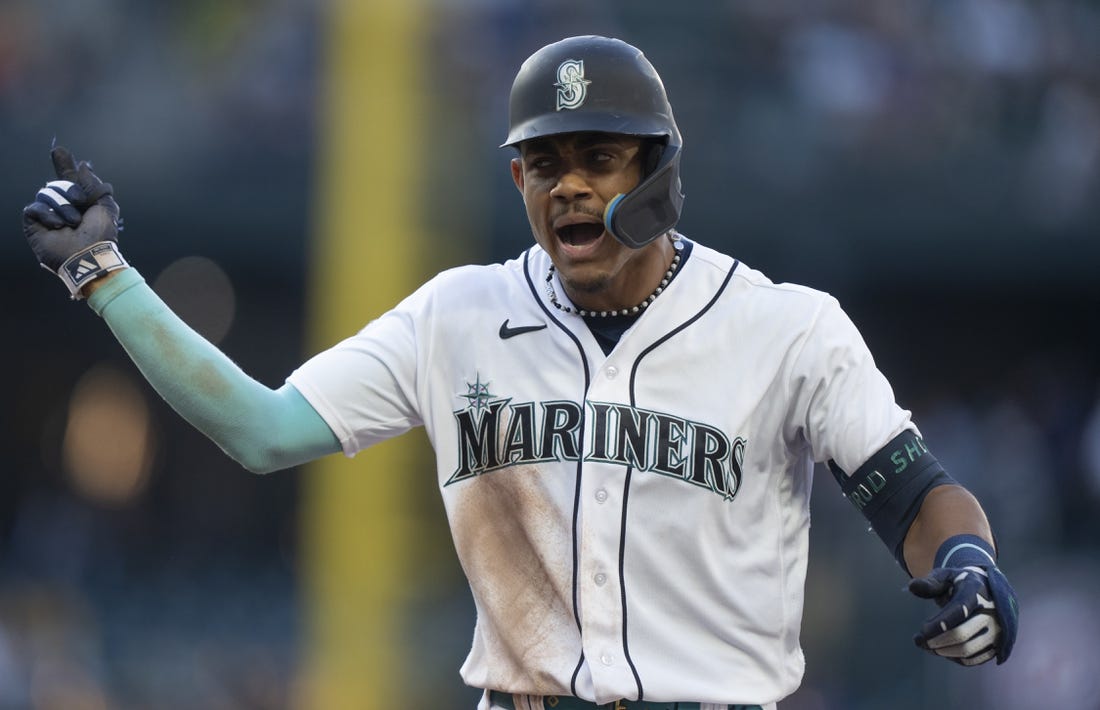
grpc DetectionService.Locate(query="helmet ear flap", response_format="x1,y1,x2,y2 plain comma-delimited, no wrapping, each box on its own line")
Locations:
603,143,684,249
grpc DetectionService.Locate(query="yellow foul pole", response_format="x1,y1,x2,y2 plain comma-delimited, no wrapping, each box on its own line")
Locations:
298,1,426,708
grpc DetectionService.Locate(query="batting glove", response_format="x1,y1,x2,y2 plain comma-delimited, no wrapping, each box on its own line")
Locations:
22,145,126,299
908,534,1019,666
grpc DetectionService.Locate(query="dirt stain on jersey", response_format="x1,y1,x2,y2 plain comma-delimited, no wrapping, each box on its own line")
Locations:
452,463,578,695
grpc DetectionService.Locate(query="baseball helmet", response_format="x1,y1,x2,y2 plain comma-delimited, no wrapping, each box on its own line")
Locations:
502,35,684,249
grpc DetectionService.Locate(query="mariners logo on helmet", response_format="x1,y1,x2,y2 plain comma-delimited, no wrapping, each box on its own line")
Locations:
554,59,590,111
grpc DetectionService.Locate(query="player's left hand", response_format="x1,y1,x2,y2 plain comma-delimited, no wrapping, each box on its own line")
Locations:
909,561,1019,666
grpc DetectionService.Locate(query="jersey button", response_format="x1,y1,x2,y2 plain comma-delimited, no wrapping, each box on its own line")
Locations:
595,488,608,503
600,653,614,666
594,572,607,586
605,366,618,379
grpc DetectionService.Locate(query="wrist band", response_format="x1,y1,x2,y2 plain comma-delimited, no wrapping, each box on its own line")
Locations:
934,534,997,570
55,241,129,299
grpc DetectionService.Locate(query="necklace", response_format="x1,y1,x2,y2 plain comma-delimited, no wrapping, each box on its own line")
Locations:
545,235,684,318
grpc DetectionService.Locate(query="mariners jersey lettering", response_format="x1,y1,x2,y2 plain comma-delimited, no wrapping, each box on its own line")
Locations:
286,238,914,706
447,398,745,500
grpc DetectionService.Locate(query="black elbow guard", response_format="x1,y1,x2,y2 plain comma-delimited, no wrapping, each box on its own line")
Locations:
828,430,956,573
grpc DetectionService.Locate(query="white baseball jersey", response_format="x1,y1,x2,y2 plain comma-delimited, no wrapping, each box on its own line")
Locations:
286,238,914,706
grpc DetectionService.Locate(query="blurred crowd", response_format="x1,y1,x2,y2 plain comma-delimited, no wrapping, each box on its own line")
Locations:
1,1,1098,708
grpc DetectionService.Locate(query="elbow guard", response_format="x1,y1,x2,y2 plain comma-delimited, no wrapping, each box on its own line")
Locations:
828,429,956,573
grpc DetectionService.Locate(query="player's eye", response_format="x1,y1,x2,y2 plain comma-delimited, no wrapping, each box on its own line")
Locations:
526,155,556,171
586,149,619,169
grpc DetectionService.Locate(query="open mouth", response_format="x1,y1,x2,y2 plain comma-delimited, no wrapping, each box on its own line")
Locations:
556,222,605,247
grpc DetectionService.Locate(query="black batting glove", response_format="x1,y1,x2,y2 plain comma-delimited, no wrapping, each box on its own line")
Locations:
909,534,1019,666
22,145,126,299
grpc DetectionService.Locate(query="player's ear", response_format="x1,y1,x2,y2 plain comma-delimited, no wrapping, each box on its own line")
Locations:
511,157,524,192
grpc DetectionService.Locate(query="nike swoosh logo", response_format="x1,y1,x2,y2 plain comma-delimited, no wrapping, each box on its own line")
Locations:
499,319,548,339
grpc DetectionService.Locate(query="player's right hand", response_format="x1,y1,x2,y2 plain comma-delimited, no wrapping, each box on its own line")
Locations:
22,145,126,299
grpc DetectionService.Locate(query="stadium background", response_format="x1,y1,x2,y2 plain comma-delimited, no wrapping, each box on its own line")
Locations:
1,1,1098,708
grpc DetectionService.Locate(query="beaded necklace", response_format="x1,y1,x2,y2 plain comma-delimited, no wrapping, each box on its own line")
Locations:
545,234,684,318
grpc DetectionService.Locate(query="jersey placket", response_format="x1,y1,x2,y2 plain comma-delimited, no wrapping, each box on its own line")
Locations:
575,357,641,699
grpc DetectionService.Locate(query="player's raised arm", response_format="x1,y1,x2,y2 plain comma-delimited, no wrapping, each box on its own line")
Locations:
22,145,341,473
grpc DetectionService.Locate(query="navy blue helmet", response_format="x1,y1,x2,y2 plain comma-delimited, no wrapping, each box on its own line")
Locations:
502,35,685,249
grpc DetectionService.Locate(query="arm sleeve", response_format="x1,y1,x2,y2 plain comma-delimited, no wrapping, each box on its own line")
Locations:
87,268,341,473
828,430,956,572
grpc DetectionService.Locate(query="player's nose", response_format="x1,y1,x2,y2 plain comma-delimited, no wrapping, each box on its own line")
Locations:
549,169,593,201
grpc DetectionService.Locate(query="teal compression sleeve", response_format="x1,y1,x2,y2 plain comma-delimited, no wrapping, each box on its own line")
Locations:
87,268,341,473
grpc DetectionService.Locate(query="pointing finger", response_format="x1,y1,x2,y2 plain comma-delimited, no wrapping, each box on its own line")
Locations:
51,145,79,181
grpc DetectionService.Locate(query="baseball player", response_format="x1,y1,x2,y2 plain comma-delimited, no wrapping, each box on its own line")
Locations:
22,35,1017,710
